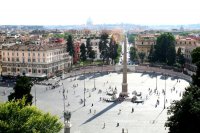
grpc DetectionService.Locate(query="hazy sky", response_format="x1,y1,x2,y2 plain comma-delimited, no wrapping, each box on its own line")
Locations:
0,0,199,25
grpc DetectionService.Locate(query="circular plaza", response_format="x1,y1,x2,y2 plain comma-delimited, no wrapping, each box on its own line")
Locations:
29,71,189,133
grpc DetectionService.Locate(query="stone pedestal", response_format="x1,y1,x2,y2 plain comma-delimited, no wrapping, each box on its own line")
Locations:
64,121,72,133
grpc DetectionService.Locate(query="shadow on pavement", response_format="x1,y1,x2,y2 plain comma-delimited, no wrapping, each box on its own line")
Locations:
152,108,165,124
81,101,120,125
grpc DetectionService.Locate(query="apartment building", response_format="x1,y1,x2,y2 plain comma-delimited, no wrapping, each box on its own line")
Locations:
1,43,71,78
135,34,157,58
175,37,197,53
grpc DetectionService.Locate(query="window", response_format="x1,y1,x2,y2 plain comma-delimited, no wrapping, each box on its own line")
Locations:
38,70,41,73
22,53,24,56
29,69,31,72
12,52,14,56
43,53,45,56
7,58,10,61
38,53,40,56
3,52,5,55
33,53,35,56
32,59,36,62
12,58,15,62
17,53,18,56
28,58,31,62
43,58,45,62
16,58,19,62
7,52,9,56
28,53,30,56
38,58,40,62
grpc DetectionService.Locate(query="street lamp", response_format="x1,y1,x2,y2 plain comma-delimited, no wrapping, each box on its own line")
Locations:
164,74,166,109
34,80,37,106
93,63,96,90
83,67,86,106
62,83,66,112
156,73,157,90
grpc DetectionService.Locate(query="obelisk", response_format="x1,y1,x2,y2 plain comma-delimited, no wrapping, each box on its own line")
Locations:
120,35,128,97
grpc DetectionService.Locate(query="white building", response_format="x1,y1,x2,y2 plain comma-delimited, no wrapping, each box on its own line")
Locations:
1,43,71,78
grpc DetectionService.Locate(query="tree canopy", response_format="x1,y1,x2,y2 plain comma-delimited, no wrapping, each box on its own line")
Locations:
128,34,136,44
138,52,145,63
80,43,87,61
176,47,185,68
191,47,200,87
129,46,137,62
165,47,200,133
99,33,109,63
8,76,33,105
66,34,74,57
0,98,63,133
154,33,176,65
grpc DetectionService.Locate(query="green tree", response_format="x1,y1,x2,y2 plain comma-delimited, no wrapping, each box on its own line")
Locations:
138,52,145,63
129,47,137,62
166,45,176,65
165,47,200,133
191,47,200,87
0,98,63,133
89,50,96,61
53,34,64,38
165,85,200,133
8,76,33,105
86,38,92,58
176,47,185,68
109,36,118,64
154,33,176,65
148,45,154,63
80,43,87,61
66,34,74,64
115,44,122,64
99,33,109,64
128,34,135,44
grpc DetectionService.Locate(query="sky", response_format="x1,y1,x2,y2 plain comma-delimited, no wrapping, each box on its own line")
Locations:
0,0,200,25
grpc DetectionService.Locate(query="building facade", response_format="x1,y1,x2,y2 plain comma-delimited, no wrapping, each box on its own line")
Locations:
175,37,197,53
1,43,71,78
135,34,157,59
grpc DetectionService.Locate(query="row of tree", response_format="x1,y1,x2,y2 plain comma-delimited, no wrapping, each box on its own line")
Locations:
129,33,185,66
99,33,120,64
80,38,96,61
67,33,121,65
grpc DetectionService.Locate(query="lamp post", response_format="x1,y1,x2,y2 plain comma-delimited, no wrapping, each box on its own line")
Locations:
93,63,96,89
164,74,166,109
34,80,37,106
156,73,157,90
83,67,86,106
62,83,66,112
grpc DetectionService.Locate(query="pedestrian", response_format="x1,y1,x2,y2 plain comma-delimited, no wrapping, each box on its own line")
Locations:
103,122,105,128
118,109,121,115
117,122,119,127
132,107,134,113
91,103,93,107
89,108,91,113
94,109,96,115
